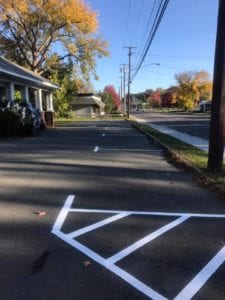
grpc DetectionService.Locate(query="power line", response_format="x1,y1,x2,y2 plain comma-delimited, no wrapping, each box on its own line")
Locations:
134,0,164,68
131,0,144,45
133,0,158,68
124,0,132,45
132,0,170,80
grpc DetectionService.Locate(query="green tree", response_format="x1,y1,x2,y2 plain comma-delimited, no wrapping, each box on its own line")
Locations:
100,92,116,114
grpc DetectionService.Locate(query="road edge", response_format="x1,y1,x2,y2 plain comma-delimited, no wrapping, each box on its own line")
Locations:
129,119,225,200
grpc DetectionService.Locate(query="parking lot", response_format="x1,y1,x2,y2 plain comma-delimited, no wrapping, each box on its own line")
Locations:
1,121,225,299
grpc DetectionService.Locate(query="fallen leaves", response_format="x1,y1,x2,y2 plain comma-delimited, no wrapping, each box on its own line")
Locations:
34,211,48,217
83,260,91,267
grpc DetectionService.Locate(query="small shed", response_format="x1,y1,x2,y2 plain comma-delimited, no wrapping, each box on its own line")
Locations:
71,93,105,117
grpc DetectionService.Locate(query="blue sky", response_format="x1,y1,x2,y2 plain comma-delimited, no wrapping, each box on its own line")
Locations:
87,0,219,94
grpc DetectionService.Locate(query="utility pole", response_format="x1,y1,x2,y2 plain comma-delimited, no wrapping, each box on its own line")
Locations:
120,64,128,113
120,75,123,102
208,0,225,172
124,46,136,118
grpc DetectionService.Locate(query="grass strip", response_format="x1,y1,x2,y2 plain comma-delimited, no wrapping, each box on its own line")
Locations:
55,116,125,126
138,124,225,190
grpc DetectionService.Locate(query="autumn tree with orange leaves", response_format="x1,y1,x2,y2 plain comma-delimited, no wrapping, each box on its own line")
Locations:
175,70,212,110
0,0,108,78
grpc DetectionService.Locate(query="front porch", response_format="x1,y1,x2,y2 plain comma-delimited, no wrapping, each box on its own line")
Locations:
0,57,59,127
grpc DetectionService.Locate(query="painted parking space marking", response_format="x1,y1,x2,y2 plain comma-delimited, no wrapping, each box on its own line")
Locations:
174,246,225,300
101,133,143,137
67,212,130,239
94,147,164,153
105,215,190,265
52,195,225,300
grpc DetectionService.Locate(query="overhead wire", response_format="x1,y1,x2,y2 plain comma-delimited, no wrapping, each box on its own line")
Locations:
132,0,170,81
133,0,158,68
133,0,164,69
124,0,132,45
131,0,144,45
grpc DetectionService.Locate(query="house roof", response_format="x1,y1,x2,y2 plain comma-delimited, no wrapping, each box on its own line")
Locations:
73,95,105,108
0,56,59,91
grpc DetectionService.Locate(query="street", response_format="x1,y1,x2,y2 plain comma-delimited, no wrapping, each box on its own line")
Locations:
133,112,210,140
1,120,225,300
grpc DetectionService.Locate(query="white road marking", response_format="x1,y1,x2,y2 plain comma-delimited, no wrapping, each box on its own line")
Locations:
93,146,99,152
54,229,167,300
106,215,190,264
174,246,225,300
52,196,167,300
69,208,225,219
100,148,164,152
66,212,130,238
51,195,75,233
102,134,142,137
52,196,225,300
102,133,106,137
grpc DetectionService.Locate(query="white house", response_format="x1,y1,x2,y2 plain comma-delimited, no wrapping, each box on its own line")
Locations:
0,56,59,125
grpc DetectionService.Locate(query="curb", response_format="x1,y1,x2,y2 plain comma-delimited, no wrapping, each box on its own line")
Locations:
129,119,225,199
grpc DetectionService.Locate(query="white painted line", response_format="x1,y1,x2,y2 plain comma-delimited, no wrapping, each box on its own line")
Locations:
93,146,99,152
102,133,106,137
66,212,130,238
68,208,225,219
106,215,190,264
54,230,106,264
53,229,167,300
51,195,75,233
174,246,225,300
102,134,142,137
107,263,167,300
101,148,164,152
52,197,225,300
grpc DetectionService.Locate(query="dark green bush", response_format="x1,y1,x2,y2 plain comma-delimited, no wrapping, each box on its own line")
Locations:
0,109,34,137
0,110,22,137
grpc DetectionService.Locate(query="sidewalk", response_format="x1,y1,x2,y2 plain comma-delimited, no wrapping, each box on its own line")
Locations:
132,115,225,158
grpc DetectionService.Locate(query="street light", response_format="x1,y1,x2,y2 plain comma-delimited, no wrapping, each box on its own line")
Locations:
140,62,160,69
131,62,160,72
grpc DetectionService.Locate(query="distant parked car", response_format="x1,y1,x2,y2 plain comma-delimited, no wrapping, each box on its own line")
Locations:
199,100,211,112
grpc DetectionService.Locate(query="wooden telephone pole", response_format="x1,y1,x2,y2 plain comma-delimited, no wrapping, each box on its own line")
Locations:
208,0,225,172
124,46,136,118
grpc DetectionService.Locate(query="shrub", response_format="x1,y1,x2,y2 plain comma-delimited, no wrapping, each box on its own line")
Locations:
0,100,42,137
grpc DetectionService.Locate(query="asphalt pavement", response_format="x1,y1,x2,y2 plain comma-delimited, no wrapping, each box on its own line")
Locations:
1,120,225,300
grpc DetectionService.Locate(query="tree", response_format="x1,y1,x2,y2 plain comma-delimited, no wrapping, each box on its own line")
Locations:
99,85,120,113
161,87,177,107
50,68,77,116
100,92,115,114
175,70,212,110
148,90,161,108
104,86,120,109
0,0,108,78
